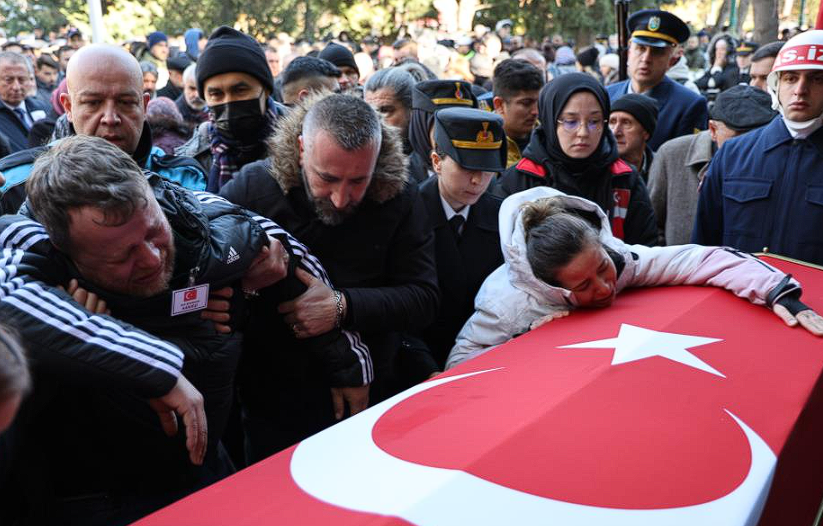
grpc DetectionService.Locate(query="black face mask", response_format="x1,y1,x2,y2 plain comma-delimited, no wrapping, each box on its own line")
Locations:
210,95,267,144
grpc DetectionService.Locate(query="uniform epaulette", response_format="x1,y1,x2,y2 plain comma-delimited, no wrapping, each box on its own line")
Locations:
515,157,546,178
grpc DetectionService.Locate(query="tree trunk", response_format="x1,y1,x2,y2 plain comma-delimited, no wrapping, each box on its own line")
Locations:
782,0,795,18
457,0,478,34
736,0,751,34
752,0,779,43
304,0,313,40
715,0,731,28
433,0,459,34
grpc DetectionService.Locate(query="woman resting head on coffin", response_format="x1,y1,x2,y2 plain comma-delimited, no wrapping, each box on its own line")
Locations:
446,187,823,369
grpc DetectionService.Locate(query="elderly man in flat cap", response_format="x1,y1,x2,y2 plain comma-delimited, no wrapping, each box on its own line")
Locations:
649,84,776,245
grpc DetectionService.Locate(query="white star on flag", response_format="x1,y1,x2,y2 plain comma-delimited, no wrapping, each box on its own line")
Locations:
560,323,725,377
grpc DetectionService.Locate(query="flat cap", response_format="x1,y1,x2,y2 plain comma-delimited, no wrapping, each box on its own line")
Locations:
166,54,192,72
710,84,777,131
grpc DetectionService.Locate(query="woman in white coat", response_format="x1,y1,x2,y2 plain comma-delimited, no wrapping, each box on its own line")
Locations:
446,187,823,369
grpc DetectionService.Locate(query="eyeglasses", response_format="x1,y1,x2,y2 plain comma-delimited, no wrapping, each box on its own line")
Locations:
556,118,606,133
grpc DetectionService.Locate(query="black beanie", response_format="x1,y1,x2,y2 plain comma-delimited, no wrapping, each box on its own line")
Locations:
319,43,359,75
196,26,274,97
575,46,599,68
611,94,659,136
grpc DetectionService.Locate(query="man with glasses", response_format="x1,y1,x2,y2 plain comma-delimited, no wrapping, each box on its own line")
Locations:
606,10,708,150
0,51,48,153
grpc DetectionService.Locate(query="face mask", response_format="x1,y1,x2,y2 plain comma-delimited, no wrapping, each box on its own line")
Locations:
210,93,267,144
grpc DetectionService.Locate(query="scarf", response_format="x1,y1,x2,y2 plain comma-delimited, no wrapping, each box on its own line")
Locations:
523,72,619,214
207,100,277,193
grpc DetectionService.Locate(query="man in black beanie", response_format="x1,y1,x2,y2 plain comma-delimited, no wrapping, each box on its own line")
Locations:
609,93,659,182
319,42,360,91
176,26,288,192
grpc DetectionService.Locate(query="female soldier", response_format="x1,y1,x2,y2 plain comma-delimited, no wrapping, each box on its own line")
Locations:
407,80,478,183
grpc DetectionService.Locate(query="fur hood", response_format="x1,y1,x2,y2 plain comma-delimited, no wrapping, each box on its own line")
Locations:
266,93,409,204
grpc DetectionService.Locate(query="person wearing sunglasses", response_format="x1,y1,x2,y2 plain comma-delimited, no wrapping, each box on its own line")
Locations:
497,72,657,246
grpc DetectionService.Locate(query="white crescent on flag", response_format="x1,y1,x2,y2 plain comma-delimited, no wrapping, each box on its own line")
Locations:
290,366,777,525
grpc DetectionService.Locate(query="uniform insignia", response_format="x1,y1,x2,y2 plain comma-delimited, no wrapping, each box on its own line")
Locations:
455,82,464,100
648,16,661,32
476,122,493,143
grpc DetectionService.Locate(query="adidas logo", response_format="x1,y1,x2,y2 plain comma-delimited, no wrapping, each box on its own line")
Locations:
226,246,240,264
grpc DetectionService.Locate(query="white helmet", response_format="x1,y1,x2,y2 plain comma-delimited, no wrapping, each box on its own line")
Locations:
767,30,823,110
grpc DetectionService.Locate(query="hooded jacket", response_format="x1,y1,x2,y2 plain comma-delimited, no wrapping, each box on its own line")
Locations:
219,94,439,434
446,186,800,369
496,73,657,246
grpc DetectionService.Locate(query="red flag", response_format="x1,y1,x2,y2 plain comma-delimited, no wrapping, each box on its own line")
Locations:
136,256,823,526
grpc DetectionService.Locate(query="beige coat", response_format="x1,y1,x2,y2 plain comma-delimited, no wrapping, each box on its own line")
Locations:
647,130,713,245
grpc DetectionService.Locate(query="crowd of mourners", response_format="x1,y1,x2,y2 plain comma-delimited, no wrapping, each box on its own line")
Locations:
1,10,823,525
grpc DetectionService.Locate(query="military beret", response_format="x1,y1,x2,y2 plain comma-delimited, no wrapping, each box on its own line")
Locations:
710,84,777,131
433,107,506,172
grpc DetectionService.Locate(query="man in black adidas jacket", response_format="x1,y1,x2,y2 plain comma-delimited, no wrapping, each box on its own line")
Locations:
0,136,368,526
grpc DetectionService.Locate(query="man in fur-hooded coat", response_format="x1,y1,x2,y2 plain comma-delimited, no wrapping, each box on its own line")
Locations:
219,93,439,461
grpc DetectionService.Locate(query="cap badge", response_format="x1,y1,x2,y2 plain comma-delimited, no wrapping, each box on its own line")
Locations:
476,122,493,143
454,82,464,100
648,16,661,32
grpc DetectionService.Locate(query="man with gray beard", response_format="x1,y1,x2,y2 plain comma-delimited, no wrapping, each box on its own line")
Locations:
175,63,208,133
219,93,439,461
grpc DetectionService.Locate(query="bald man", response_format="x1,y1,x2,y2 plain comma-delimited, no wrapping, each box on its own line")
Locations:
0,44,206,215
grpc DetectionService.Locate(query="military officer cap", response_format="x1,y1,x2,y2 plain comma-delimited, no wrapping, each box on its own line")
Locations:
412,80,478,113
628,9,690,48
433,107,507,172
736,41,759,56
710,84,777,131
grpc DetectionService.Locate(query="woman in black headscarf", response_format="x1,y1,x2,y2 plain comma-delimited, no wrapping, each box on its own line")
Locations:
497,72,657,246
407,80,478,183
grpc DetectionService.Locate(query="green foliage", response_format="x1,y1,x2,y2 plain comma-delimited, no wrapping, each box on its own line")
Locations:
477,0,661,43
0,0,740,46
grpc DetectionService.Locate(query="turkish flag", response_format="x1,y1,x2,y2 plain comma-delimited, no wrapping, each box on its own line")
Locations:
135,256,823,526
183,289,198,302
